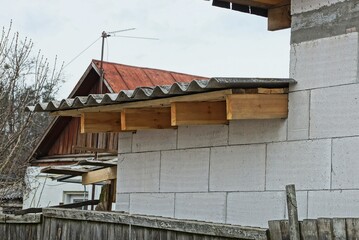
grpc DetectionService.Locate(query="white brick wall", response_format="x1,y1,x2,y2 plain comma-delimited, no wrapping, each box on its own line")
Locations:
332,136,359,189
118,132,132,154
115,193,130,212
117,152,160,193
291,0,346,15
177,125,228,149
160,149,210,192
308,190,359,218
266,140,332,190
227,191,285,228
132,129,177,152
288,90,310,140
229,119,287,145
210,145,266,191
175,192,226,223
290,32,358,91
130,193,175,218
311,84,359,138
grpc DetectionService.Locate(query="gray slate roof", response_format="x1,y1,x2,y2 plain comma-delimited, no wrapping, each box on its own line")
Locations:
27,78,295,112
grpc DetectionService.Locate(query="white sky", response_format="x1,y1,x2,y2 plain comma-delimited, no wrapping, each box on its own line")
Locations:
1,0,290,99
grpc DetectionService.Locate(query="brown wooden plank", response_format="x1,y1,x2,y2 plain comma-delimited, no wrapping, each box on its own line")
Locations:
81,112,122,133
82,166,117,185
226,94,288,120
269,221,283,240
332,218,346,240
268,4,291,31
121,107,172,131
171,101,227,126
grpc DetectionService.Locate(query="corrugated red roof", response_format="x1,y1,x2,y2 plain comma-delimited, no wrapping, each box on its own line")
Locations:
92,60,207,92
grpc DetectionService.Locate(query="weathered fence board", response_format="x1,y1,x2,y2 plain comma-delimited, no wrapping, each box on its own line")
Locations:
0,209,267,240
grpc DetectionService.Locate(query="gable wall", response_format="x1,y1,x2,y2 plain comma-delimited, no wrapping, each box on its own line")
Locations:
115,0,359,228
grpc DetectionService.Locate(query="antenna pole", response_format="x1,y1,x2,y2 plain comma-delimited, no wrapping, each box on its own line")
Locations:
100,31,109,94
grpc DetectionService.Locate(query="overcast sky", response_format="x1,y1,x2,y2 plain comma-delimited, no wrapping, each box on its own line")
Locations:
1,0,290,99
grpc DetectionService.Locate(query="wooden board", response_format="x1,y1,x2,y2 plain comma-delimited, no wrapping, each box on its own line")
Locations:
226,94,288,120
81,112,121,133
121,107,172,131
268,4,291,31
82,166,117,185
171,101,227,126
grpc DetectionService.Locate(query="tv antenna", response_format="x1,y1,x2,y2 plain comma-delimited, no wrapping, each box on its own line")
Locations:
99,28,159,93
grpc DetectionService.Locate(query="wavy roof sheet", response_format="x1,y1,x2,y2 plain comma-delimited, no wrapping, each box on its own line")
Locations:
27,77,296,112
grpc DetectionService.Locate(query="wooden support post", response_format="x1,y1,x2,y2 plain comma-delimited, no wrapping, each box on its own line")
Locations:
286,184,300,240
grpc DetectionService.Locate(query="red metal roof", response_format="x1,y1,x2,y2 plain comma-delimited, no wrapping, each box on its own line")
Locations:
92,60,207,92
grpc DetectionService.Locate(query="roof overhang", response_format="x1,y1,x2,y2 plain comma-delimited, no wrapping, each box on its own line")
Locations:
27,78,296,133
212,0,291,31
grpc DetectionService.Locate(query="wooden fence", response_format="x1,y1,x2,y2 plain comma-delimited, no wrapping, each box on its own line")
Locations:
269,218,359,240
0,208,268,240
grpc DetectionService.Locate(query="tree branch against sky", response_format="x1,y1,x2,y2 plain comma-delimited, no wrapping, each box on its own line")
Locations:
0,22,63,191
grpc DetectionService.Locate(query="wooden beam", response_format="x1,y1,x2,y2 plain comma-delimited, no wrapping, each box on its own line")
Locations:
121,107,172,131
171,101,227,126
81,112,121,133
72,146,117,154
51,89,233,117
226,94,288,120
82,166,117,185
268,4,291,31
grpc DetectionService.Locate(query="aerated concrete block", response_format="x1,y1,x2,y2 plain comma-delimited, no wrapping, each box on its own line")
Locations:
287,91,310,140
130,193,175,218
210,145,266,191
117,152,160,193
290,32,358,91
177,125,228,149
266,140,331,190
227,191,285,228
308,190,359,218
229,119,286,145
332,136,359,189
132,129,177,152
160,148,210,192
291,0,346,15
118,132,132,154
115,193,130,212
310,84,359,138
175,192,226,223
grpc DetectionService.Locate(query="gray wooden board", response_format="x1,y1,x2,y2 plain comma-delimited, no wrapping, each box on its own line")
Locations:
301,219,319,240
318,218,333,240
332,218,346,240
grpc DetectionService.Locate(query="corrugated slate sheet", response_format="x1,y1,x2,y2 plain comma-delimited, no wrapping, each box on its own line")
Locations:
93,60,206,92
27,78,295,112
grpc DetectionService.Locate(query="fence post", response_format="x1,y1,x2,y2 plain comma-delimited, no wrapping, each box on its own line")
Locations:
286,184,300,240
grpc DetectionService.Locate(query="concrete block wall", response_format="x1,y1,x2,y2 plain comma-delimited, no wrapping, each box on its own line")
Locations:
115,0,359,228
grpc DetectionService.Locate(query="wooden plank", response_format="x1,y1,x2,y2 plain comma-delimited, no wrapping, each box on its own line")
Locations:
121,107,172,131
332,218,346,240
286,185,300,240
268,4,291,31
82,166,117,185
226,94,288,120
301,219,318,240
269,221,283,240
73,146,117,154
317,218,333,240
51,89,234,117
81,112,121,133
77,159,117,167
171,101,227,126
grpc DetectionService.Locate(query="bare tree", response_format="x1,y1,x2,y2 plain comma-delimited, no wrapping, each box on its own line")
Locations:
0,22,63,193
